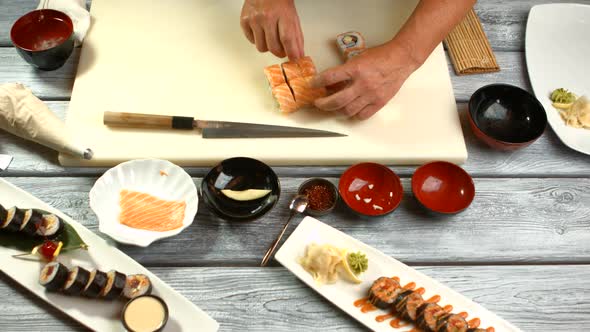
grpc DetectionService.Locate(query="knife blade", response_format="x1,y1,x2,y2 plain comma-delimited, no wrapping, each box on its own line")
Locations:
103,112,346,138
0,154,13,171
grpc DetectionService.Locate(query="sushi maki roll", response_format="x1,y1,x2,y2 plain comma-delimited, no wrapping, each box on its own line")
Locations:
416,303,447,332
39,262,69,292
336,31,366,53
123,274,153,299
435,314,469,332
35,212,64,238
100,270,127,300
1,207,24,232
82,269,108,298
63,267,91,295
368,277,402,309
395,291,424,322
19,209,43,236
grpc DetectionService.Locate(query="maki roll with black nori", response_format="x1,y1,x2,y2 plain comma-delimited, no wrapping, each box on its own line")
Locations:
0,204,6,224
436,314,469,332
36,213,64,238
63,267,91,295
416,303,447,332
100,270,127,300
39,262,69,292
1,207,24,232
19,209,43,236
123,274,152,299
82,269,108,298
395,291,424,322
368,277,402,309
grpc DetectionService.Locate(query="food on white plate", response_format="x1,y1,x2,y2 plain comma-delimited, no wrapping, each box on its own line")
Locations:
119,190,186,232
39,262,152,300
220,189,271,201
0,204,64,237
298,243,368,285
550,88,590,129
123,295,168,332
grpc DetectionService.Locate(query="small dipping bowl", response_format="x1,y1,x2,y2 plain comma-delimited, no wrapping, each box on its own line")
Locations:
468,84,547,150
412,161,475,214
10,9,75,71
338,163,403,217
298,178,338,217
201,157,280,221
122,295,169,332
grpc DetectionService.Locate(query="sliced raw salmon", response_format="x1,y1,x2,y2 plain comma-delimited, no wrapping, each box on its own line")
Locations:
271,83,298,113
263,64,286,88
118,189,185,232
297,56,317,77
289,76,327,108
281,61,301,84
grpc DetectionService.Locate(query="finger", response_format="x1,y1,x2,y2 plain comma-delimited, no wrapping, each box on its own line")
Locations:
356,104,382,120
294,18,305,58
278,18,300,61
338,96,370,117
252,25,268,52
311,66,352,89
265,22,286,58
240,18,255,44
314,85,359,111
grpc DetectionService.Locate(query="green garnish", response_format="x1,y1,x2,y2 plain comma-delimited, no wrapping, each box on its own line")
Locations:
550,88,577,104
347,251,368,275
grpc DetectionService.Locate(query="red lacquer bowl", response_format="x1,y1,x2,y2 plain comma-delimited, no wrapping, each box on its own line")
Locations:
339,163,403,217
412,161,475,214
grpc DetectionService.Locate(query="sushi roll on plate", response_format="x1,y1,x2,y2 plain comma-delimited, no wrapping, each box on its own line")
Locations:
82,269,108,298
18,209,44,236
100,270,127,300
395,291,425,321
435,313,469,332
416,303,448,332
1,206,24,232
62,266,91,295
39,262,69,292
368,277,402,309
123,274,153,299
36,212,64,238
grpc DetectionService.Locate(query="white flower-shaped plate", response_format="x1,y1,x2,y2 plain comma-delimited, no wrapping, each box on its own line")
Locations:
90,159,198,247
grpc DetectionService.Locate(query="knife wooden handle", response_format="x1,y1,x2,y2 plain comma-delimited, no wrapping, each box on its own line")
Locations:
103,112,194,130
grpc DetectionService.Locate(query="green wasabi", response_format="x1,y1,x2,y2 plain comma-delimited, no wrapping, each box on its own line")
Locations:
347,251,368,275
550,88,577,104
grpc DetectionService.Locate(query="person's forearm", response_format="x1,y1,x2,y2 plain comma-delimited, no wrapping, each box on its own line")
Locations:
387,0,476,70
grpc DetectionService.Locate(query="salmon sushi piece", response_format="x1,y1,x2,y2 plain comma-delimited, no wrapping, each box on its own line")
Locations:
271,83,298,113
119,190,186,232
281,61,302,84
289,76,327,108
263,64,286,88
297,56,317,77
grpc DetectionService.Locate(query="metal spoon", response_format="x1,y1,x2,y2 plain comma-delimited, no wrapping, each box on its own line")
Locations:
260,195,308,267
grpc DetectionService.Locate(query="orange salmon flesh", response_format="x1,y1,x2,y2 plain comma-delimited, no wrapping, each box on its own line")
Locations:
119,190,185,232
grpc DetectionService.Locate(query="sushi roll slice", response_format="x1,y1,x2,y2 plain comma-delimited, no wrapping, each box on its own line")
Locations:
281,61,302,84
271,83,298,114
416,303,447,332
264,64,287,89
395,291,424,322
35,213,64,238
63,266,91,295
336,31,366,53
1,207,25,232
289,77,327,108
39,262,69,292
296,56,317,77
19,209,43,236
100,270,127,300
82,269,108,298
368,277,402,309
123,274,153,299
435,314,469,332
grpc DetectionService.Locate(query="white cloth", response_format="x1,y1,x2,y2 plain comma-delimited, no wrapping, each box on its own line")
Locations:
37,0,90,46
0,83,92,159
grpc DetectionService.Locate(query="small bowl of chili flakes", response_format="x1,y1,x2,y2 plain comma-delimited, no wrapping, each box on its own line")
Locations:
298,178,338,217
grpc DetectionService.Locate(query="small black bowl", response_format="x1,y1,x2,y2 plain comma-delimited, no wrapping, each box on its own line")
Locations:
297,178,338,217
201,157,280,221
468,84,547,150
10,9,75,71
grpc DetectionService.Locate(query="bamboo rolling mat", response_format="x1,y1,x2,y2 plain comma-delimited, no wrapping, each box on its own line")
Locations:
444,9,500,75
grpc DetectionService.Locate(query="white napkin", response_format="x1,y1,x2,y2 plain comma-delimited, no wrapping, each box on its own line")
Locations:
0,83,93,160
37,0,90,46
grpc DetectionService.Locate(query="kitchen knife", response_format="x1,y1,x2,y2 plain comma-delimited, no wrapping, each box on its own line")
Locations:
103,112,346,138
0,154,13,171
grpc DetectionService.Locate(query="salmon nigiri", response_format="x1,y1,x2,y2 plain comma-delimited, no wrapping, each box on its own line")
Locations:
296,56,318,77
289,76,327,108
271,83,298,113
263,64,287,88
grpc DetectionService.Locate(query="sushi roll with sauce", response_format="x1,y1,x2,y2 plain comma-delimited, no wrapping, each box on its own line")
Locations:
368,277,402,309
19,209,43,236
435,313,469,332
395,291,424,322
123,274,152,299
82,269,108,298
100,270,127,300
39,262,69,292
62,267,91,295
1,207,24,232
36,213,64,238
416,303,448,332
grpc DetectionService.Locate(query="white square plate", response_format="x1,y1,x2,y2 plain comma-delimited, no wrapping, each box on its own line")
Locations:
526,3,590,155
275,217,521,331
0,178,219,331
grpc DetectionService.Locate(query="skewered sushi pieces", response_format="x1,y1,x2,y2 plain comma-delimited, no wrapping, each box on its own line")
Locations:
0,204,64,238
39,262,152,301
336,31,367,61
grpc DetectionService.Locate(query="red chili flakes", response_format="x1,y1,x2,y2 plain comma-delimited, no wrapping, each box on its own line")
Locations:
304,184,335,211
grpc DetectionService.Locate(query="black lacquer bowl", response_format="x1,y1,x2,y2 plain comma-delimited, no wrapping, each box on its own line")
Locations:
201,157,280,221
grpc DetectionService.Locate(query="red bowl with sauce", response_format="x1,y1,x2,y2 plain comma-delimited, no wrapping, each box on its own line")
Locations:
411,161,475,214
10,9,75,71
338,163,403,217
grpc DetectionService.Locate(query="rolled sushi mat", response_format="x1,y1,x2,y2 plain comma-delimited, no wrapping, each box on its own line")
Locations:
444,9,500,75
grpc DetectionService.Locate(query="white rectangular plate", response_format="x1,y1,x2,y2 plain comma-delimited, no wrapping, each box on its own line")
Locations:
275,217,521,332
526,3,590,155
0,178,219,331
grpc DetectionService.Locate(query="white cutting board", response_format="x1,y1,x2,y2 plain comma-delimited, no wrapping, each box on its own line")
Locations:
60,0,467,166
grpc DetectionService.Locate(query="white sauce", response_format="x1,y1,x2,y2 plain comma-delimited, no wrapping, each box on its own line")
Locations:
124,296,166,332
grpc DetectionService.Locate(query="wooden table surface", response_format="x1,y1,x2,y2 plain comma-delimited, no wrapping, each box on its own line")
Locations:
1,1,589,331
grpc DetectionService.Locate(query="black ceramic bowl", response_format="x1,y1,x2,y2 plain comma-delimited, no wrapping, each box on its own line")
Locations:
201,157,280,221
10,9,75,71
468,84,547,150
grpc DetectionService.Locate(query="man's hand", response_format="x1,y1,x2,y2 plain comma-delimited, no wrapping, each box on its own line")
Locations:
312,43,420,120
240,0,304,60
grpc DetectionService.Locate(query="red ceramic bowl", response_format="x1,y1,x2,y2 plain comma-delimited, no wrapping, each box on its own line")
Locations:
468,84,547,150
412,161,475,214
339,163,403,217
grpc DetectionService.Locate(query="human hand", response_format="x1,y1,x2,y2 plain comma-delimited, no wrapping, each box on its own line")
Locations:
240,0,304,60
312,43,420,120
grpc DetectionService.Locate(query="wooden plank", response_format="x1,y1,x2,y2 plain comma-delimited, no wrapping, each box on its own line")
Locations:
2,176,589,265
2,101,589,177
1,265,589,331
